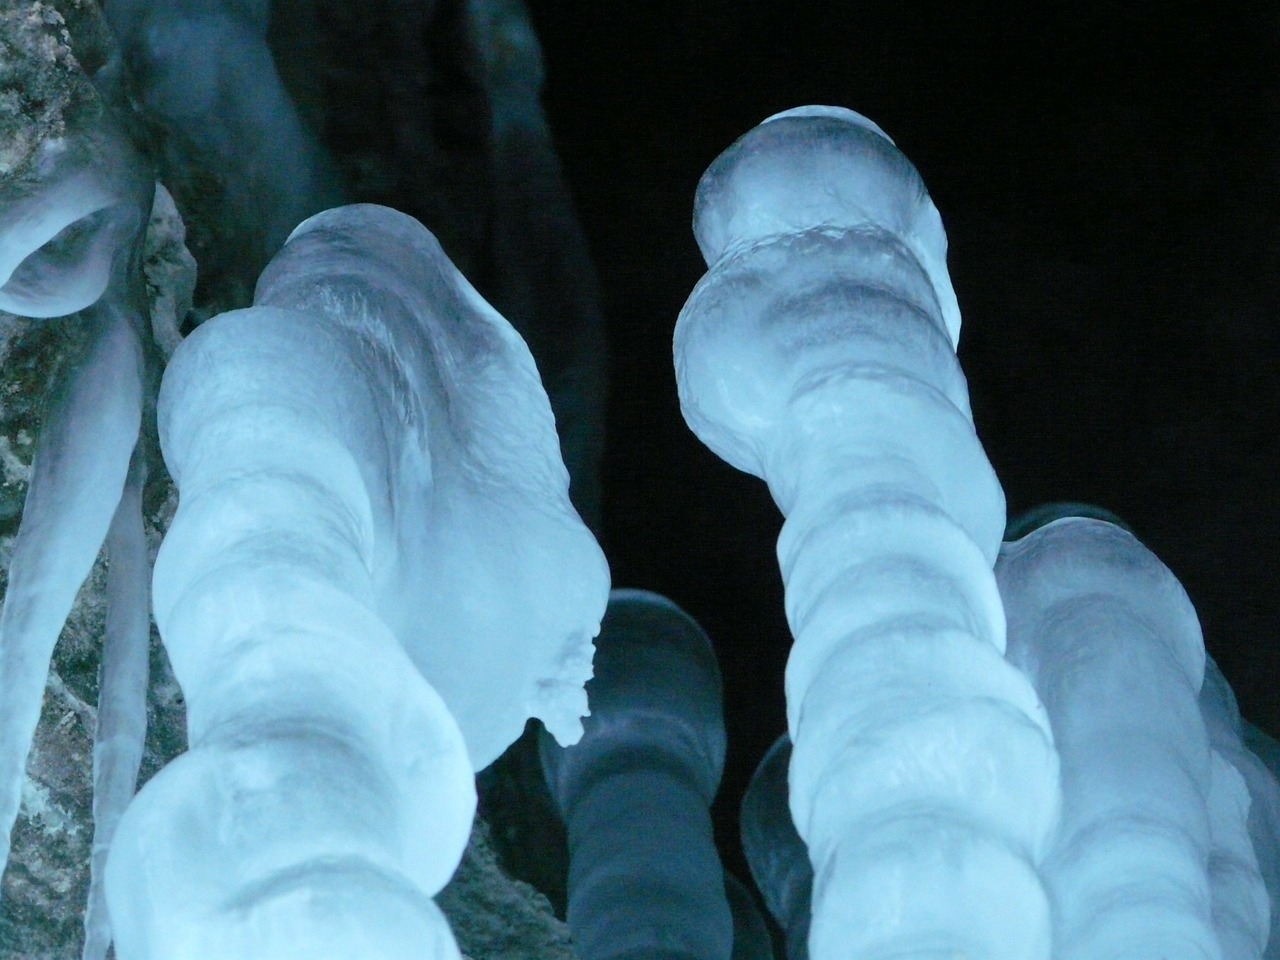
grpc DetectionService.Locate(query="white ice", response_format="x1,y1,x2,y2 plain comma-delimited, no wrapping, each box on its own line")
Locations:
675,106,1059,960
105,203,608,959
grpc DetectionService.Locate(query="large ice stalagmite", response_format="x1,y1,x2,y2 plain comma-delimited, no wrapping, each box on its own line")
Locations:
105,203,609,959
740,734,810,960
996,517,1254,960
0,9,154,957
674,106,1061,960
541,589,733,960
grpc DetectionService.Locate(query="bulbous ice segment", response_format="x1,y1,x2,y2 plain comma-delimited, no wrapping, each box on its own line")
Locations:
997,518,1225,960
690,105,959,348
160,203,610,768
109,203,608,958
1242,721,1280,959
541,589,732,960
0,113,152,318
675,107,1059,960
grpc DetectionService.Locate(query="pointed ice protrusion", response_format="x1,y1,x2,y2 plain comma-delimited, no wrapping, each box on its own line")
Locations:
676,107,1058,960
107,203,608,960
541,589,733,960
740,735,810,960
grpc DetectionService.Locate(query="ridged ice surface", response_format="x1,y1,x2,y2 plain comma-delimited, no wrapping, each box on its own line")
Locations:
675,107,1059,960
541,589,732,960
105,204,608,959
998,518,1227,960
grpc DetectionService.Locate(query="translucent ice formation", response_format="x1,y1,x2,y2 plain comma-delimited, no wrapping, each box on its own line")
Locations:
675,106,1060,960
541,589,733,960
0,23,154,958
997,517,1255,960
105,203,608,959
740,734,810,960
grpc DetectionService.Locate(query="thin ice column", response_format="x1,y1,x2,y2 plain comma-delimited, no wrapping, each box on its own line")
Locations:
997,518,1228,960
105,204,608,960
541,589,733,960
674,106,1060,960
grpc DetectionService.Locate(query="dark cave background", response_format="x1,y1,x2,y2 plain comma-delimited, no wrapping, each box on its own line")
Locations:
513,0,1280,890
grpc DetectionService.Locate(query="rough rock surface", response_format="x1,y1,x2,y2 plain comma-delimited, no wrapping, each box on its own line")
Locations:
0,1,97,178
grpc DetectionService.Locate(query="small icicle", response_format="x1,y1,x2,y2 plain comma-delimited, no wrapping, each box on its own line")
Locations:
82,447,150,960
0,299,144,884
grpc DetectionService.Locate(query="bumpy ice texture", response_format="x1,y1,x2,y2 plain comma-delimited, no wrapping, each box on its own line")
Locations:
1201,655,1277,957
674,106,1061,960
104,203,608,959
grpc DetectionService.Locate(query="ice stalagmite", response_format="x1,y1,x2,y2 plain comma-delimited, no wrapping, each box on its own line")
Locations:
997,517,1225,960
541,589,733,960
674,106,1061,960
105,203,609,960
740,734,810,960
